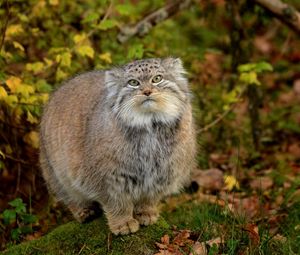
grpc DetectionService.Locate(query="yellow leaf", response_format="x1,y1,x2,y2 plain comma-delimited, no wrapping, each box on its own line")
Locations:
6,24,24,38
73,33,87,44
99,52,112,64
6,76,21,93
0,49,13,60
16,84,35,98
56,68,68,81
49,0,59,6
0,150,5,159
39,93,49,103
26,62,45,74
13,107,23,124
224,175,240,191
4,145,12,154
60,52,72,67
0,86,8,99
4,95,18,106
44,58,53,67
23,131,39,149
20,95,39,104
27,111,39,124
12,41,25,51
75,45,94,59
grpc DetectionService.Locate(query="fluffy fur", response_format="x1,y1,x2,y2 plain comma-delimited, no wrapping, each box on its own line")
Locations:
40,57,196,235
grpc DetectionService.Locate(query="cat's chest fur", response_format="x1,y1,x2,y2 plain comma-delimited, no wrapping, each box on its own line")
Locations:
117,121,179,197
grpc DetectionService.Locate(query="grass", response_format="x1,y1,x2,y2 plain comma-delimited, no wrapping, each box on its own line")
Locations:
2,198,299,255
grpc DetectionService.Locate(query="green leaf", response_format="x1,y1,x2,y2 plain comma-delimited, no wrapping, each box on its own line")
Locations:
238,61,273,73
82,12,100,23
115,4,135,16
9,198,26,214
20,225,33,234
35,79,52,93
11,228,22,240
97,19,118,30
2,209,16,225
239,72,261,86
20,213,38,224
255,61,273,72
127,44,144,59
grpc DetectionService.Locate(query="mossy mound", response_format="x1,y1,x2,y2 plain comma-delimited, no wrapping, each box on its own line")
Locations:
1,215,170,255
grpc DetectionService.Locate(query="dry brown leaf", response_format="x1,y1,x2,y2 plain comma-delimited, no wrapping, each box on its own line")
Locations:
154,251,175,255
156,242,168,250
250,176,273,191
273,234,287,243
288,143,300,158
254,36,272,54
191,169,224,190
173,230,191,246
206,237,222,247
189,242,207,255
293,79,300,99
161,234,170,245
242,224,260,247
225,195,260,219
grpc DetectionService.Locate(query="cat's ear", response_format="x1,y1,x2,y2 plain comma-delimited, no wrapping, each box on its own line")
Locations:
105,68,123,87
162,57,187,76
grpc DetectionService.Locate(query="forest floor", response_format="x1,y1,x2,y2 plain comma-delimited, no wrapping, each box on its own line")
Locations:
1,1,300,254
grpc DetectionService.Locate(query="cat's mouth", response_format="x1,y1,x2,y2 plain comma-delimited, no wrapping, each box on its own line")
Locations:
139,97,158,111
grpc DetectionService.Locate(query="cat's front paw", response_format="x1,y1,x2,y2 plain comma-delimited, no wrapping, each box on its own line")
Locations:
110,218,140,235
135,211,159,226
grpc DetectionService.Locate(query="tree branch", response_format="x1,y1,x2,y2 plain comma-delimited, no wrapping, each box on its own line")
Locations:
117,0,192,43
255,0,300,34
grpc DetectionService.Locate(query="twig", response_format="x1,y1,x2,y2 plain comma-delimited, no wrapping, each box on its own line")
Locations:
3,153,32,165
117,0,192,43
255,0,300,34
0,0,10,52
198,90,244,133
87,0,113,38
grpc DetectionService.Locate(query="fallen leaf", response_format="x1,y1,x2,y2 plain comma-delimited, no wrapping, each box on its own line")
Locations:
191,169,224,190
288,143,300,158
250,176,273,191
242,223,260,247
173,230,191,246
254,36,272,54
189,242,207,255
23,131,39,149
273,234,287,243
161,234,170,245
293,79,300,99
206,237,222,247
224,175,240,191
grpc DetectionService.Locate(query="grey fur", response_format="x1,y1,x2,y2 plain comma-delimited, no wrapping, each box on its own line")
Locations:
40,57,196,235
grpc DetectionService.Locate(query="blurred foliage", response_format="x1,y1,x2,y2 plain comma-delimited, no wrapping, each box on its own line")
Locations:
0,0,300,250
1,198,37,241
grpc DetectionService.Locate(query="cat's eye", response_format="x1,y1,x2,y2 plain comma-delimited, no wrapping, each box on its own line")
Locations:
152,75,163,84
128,79,140,87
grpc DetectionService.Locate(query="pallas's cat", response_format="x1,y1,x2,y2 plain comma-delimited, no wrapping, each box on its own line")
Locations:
40,58,196,235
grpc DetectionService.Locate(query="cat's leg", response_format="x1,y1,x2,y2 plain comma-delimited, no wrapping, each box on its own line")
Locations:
134,198,160,226
66,199,101,223
101,194,139,235
40,147,101,223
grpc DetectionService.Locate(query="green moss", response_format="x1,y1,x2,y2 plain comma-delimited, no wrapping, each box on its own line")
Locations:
3,201,297,254
1,216,170,255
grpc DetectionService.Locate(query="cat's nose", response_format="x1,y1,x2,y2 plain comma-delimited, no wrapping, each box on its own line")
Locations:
143,89,152,96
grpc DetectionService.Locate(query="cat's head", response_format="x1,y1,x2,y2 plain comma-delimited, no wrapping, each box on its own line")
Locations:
105,57,190,128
